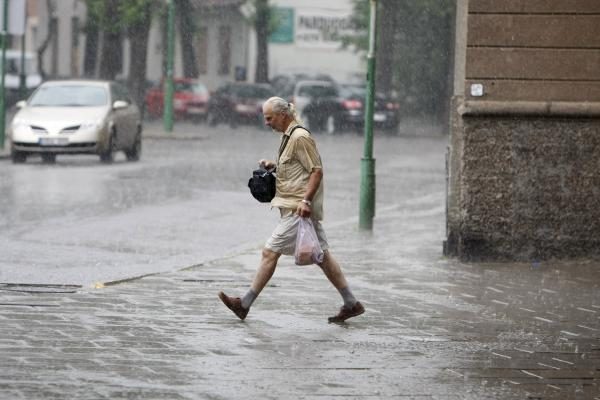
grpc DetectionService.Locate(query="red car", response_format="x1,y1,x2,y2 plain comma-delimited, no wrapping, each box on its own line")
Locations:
145,78,209,121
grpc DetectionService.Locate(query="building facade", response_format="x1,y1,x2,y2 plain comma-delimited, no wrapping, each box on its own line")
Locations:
17,0,362,91
446,0,600,260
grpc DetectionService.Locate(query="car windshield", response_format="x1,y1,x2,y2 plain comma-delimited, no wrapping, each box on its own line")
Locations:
29,85,108,107
176,82,208,95
340,85,365,97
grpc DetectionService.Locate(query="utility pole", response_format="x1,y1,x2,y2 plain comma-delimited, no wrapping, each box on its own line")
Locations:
19,11,26,99
0,0,9,150
359,0,378,230
163,0,175,132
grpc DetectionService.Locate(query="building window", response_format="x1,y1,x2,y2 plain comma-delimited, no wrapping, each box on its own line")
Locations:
197,27,208,75
218,25,231,75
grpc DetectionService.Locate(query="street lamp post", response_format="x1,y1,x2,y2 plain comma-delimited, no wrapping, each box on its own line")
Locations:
359,0,378,230
163,0,175,132
0,0,9,150
19,12,27,99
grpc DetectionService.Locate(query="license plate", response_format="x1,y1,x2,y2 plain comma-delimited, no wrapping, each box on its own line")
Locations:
187,107,205,114
374,113,387,122
39,137,68,146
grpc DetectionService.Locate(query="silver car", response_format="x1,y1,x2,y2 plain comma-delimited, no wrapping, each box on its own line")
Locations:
9,80,142,163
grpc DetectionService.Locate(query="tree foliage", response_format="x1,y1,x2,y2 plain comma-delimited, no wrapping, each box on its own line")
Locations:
344,0,455,119
84,0,161,108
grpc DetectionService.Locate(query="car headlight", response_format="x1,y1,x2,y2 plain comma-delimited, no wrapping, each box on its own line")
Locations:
10,119,32,134
79,119,104,131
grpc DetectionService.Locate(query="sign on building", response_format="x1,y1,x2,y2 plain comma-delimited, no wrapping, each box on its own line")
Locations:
270,8,294,43
295,8,354,49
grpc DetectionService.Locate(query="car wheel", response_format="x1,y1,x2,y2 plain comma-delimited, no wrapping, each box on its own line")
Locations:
100,131,116,163
325,115,337,135
11,149,27,164
41,153,56,163
125,130,142,162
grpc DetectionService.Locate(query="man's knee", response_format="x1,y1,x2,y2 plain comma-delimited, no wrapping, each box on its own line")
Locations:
262,247,281,261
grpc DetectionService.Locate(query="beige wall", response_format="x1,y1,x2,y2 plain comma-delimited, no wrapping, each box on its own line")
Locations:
464,0,600,102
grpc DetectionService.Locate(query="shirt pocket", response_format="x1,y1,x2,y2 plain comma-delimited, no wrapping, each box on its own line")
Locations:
277,155,292,179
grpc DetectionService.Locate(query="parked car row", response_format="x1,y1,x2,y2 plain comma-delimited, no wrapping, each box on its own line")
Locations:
141,74,400,134
277,74,401,135
7,74,400,164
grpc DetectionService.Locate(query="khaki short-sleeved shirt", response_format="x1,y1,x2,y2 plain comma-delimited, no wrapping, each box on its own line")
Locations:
271,122,324,220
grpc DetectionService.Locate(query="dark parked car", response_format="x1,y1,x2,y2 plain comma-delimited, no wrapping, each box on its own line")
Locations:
207,82,275,128
335,84,401,133
296,83,400,135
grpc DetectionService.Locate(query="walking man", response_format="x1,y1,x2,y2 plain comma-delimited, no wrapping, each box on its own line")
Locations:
218,97,365,323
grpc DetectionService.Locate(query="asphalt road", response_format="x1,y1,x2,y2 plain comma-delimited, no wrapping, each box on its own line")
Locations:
0,120,447,287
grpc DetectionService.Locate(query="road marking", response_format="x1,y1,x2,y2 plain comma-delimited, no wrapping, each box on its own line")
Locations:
521,370,544,379
534,316,554,323
537,362,560,370
492,352,512,359
551,357,574,365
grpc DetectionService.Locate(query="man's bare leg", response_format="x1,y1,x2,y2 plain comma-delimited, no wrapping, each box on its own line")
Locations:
318,250,349,290
248,248,281,298
218,248,281,320
319,250,364,322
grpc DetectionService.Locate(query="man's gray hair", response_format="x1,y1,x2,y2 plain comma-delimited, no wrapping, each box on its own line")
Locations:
264,96,302,124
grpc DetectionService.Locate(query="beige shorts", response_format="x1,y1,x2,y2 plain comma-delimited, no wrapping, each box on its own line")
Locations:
265,210,329,256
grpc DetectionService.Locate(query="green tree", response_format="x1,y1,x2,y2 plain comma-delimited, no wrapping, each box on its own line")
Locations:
177,0,199,78
344,0,455,121
254,0,271,83
84,0,160,108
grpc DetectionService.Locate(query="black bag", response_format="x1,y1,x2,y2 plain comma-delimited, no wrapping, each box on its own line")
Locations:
247,125,306,203
248,168,276,203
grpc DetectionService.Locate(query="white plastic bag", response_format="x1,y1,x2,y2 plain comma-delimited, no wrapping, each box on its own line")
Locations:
294,217,324,266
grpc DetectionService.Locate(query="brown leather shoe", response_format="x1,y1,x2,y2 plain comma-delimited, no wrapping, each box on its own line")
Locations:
218,291,249,320
328,301,365,323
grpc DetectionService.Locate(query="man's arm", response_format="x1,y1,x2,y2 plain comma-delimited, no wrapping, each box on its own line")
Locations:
297,168,322,218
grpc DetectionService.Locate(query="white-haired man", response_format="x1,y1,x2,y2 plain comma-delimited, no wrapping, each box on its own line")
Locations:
218,96,364,323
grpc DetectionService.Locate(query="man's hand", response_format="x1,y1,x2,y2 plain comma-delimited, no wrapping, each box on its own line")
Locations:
259,159,275,171
296,202,312,218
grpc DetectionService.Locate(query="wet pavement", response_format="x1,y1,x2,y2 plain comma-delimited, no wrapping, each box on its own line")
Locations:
0,121,599,399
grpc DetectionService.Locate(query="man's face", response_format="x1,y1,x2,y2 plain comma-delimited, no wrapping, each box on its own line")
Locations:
262,103,286,133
